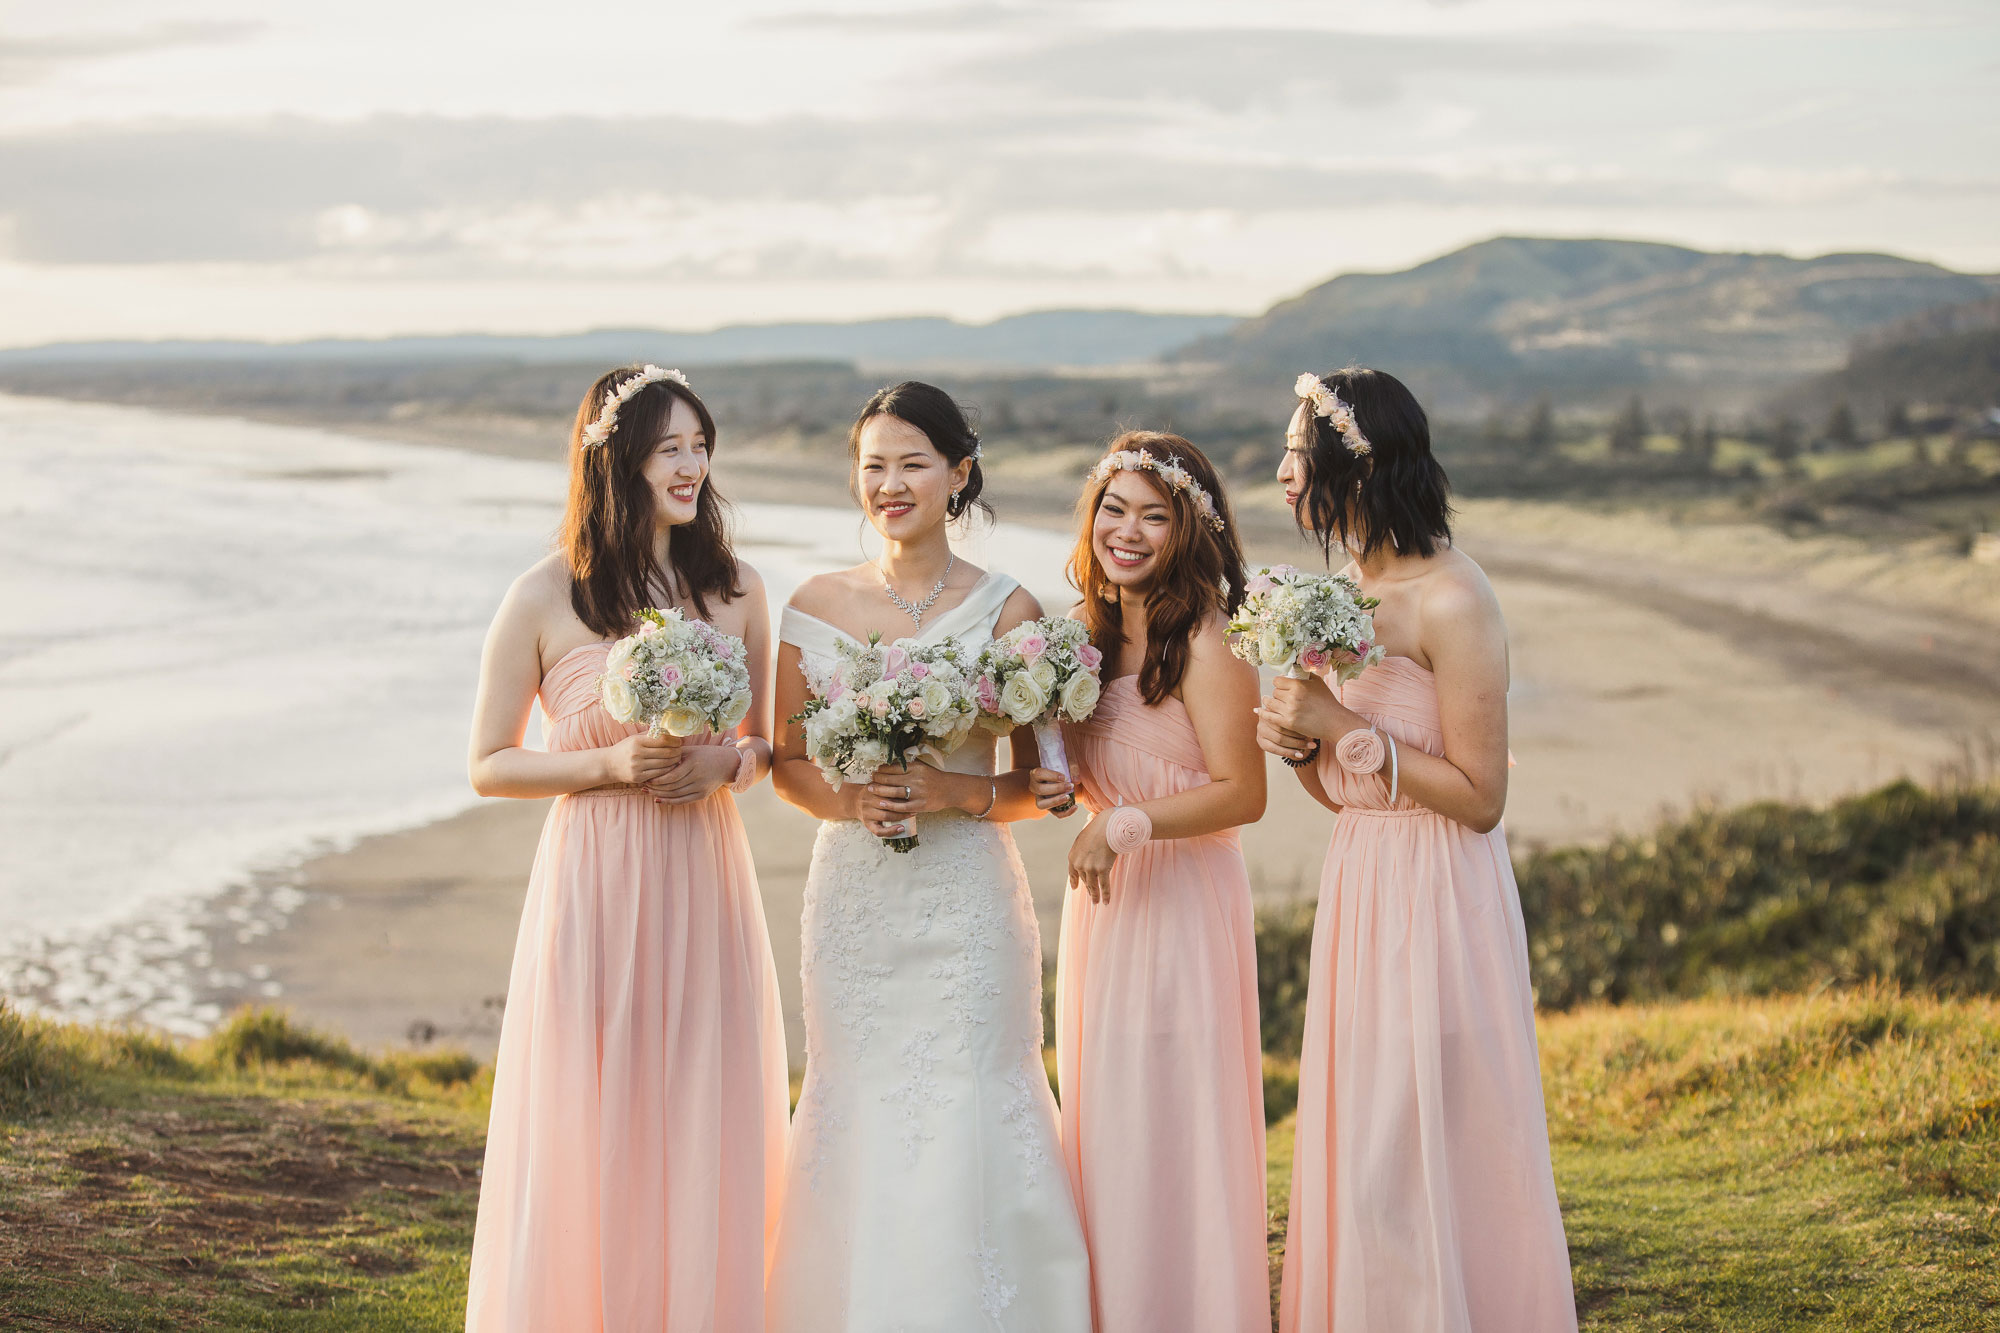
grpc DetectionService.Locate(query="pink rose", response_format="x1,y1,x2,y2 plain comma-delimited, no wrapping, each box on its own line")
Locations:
907,696,928,718
882,646,910,676
977,675,1000,713
1076,643,1102,671
1299,644,1331,674
827,680,846,702
1245,574,1275,595
660,664,684,686
1018,634,1047,661
870,695,891,718
910,662,929,679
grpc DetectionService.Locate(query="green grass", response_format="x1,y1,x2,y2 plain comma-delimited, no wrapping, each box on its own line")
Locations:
1266,987,1999,1330
0,1003,488,1332
9,987,1997,1330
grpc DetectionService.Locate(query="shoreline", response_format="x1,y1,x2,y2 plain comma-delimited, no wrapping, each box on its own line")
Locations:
11,393,1999,1061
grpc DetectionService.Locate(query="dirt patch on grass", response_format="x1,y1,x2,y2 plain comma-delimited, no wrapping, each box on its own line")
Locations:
0,1093,482,1321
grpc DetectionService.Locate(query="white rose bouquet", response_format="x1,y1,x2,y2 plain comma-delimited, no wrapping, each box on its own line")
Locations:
973,617,1105,797
598,607,754,737
1227,565,1385,683
792,634,981,853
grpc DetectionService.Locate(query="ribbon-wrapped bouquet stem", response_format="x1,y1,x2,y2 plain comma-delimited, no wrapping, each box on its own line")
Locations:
793,635,981,853
973,617,1105,797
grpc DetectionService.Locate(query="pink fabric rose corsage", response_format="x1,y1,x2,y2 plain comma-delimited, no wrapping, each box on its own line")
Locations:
1102,803,1153,854
1334,727,1387,775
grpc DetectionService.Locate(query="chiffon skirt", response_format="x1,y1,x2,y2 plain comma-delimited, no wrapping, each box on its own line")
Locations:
465,787,789,1333
1279,808,1576,1333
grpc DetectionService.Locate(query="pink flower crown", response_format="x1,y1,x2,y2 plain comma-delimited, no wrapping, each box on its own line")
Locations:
1294,373,1372,457
1088,449,1226,533
581,365,692,449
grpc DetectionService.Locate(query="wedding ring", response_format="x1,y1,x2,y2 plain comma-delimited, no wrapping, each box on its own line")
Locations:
1053,795,1077,815
903,784,912,800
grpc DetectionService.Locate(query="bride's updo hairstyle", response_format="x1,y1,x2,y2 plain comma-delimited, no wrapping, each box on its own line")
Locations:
560,365,742,637
1070,431,1247,706
1293,366,1452,563
848,380,990,522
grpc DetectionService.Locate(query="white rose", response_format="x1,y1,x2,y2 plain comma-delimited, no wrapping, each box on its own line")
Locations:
1258,626,1290,666
661,707,706,737
1028,658,1058,693
605,638,637,676
601,675,639,723
719,691,751,730
1000,672,1048,725
1059,670,1100,721
850,738,889,776
920,679,953,718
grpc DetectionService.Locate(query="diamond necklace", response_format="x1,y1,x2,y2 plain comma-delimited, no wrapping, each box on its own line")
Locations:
879,554,955,629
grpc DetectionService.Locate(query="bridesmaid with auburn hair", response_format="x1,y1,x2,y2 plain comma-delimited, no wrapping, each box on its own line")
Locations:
1260,368,1575,1333
463,366,788,1332
1033,431,1270,1333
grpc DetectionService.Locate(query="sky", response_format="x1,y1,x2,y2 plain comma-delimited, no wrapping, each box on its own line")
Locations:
0,0,1995,346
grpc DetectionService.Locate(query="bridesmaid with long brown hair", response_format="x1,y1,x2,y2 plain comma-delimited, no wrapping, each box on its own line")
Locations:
463,366,788,1332
1033,431,1270,1333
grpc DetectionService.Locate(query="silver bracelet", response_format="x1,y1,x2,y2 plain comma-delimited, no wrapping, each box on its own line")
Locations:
1386,733,1399,806
973,776,997,819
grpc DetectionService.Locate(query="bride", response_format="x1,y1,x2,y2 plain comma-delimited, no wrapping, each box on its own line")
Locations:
765,381,1092,1332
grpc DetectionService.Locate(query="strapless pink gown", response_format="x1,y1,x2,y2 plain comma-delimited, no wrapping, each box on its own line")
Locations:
1057,677,1269,1333
1279,658,1575,1333
466,642,788,1333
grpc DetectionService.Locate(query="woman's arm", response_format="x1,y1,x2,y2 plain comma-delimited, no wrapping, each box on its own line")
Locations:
467,565,682,798
1066,619,1267,900
770,637,870,823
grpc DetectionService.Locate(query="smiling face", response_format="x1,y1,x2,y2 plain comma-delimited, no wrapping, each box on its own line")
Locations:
1091,469,1175,591
643,394,709,527
855,412,970,541
1277,400,1312,509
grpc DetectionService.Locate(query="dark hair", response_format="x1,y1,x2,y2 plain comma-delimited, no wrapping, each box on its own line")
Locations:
1293,367,1452,563
848,380,990,521
1068,431,1247,706
559,366,742,638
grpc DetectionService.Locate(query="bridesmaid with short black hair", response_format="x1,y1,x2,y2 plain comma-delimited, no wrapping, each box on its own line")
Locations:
1260,368,1576,1333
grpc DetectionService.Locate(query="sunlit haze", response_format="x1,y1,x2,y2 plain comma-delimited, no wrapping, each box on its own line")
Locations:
1,0,1994,345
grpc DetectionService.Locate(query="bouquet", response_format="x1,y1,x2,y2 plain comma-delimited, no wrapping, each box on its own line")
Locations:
1227,565,1385,683
973,617,1104,796
598,607,753,736
792,634,981,853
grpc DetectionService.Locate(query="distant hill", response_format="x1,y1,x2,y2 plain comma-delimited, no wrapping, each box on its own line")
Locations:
0,308,1236,373
1772,307,2000,424
1175,237,2000,413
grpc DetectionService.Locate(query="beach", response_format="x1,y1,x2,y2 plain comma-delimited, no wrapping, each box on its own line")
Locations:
6,395,1997,1061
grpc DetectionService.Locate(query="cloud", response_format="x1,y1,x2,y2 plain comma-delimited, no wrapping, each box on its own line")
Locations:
0,111,1794,276
0,22,259,88
950,27,1666,112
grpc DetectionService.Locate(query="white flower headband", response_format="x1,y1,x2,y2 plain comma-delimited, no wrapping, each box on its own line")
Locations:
1294,372,1372,458
581,365,692,448
1089,449,1226,533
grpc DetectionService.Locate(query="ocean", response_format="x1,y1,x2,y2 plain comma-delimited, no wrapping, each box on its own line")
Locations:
0,394,1074,1034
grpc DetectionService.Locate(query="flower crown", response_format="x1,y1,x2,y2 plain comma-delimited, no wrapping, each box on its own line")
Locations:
1089,449,1226,533
581,365,692,449
1294,373,1372,457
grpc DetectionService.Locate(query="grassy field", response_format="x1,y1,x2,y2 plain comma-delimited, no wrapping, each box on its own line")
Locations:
6,989,1994,1331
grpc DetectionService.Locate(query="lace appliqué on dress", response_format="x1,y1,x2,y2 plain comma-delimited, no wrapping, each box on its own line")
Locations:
975,1221,1019,1322
882,1026,951,1165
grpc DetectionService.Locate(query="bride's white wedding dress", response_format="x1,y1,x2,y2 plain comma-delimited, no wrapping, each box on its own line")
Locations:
766,572,1093,1333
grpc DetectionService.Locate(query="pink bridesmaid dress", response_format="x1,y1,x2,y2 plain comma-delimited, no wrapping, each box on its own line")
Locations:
465,641,789,1333
1279,657,1575,1333
1057,676,1270,1333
